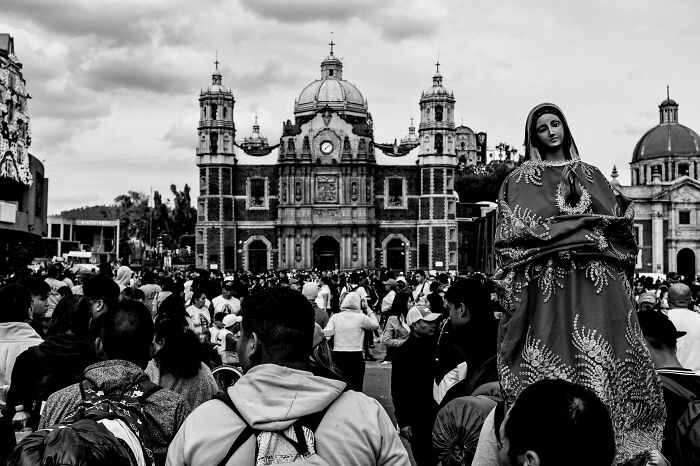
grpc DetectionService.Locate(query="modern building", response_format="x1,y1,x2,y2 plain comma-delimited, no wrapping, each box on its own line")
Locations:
43,215,120,262
194,47,487,273
0,34,48,270
613,91,700,278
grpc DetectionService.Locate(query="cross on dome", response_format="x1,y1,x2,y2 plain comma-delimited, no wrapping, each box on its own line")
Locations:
215,51,219,70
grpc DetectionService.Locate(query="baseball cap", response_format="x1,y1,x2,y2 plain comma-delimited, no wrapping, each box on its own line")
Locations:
222,314,242,328
406,306,442,326
637,310,686,346
638,292,657,306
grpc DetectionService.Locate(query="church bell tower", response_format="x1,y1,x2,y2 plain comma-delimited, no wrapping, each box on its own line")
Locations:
195,59,237,270
416,61,459,272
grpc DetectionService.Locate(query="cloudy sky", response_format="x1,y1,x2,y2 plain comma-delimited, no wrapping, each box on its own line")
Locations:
3,0,699,214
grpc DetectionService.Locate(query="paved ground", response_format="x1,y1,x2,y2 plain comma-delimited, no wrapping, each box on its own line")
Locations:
363,343,416,464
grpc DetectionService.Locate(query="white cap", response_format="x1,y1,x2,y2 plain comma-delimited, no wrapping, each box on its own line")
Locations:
406,306,442,326
223,314,242,328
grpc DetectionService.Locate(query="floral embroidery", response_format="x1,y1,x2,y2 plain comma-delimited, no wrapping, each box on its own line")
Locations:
537,258,575,302
499,311,665,464
514,161,543,186
581,163,596,183
555,181,592,215
585,224,609,251
498,202,551,243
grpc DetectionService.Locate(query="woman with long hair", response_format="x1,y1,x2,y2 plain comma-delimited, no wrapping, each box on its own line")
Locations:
494,103,665,463
146,315,217,409
380,292,411,363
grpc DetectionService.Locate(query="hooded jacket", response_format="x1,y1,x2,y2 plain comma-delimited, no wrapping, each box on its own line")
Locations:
0,322,42,387
166,363,410,466
7,334,97,427
39,359,191,465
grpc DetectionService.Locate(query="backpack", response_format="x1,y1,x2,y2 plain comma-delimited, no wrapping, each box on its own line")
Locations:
213,390,336,466
661,376,700,466
10,379,162,466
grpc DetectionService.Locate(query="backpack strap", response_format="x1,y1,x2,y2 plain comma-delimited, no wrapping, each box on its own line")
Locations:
214,391,256,466
661,375,698,401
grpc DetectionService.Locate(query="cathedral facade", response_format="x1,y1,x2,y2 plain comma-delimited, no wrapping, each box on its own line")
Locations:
194,49,481,273
613,92,700,279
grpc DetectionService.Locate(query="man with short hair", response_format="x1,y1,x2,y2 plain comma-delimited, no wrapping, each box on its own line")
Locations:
666,283,700,373
211,279,241,315
39,301,191,465
167,287,409,466
412,270,429,304
638,310,700,465
0,284,43,388
17,277,51,338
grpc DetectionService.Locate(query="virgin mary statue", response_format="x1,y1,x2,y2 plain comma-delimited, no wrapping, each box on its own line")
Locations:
494,103,665,463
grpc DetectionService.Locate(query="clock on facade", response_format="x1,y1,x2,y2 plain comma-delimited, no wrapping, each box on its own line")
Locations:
320,140,334,155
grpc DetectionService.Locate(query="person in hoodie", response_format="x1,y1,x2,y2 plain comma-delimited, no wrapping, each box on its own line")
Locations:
166,286,409,466
0,284,43,389
7,295,97,430
323,290,379,391
38,300,192,465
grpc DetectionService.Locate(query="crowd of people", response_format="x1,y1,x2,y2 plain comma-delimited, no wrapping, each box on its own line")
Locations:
1,259,698,465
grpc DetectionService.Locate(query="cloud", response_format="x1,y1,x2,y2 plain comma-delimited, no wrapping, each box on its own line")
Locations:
229,62,304,95
162,121,197,151
239,0,376,24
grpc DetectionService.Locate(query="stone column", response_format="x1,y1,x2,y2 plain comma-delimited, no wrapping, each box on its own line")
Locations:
652,205,664,273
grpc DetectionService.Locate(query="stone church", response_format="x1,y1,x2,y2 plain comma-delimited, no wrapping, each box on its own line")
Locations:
613,91,700,279
194,46,486,273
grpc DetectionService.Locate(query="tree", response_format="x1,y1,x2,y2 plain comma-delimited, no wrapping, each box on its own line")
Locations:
455,162,516,203
114,191,151,262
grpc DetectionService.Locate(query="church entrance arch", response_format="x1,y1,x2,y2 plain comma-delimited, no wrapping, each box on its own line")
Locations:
677,248,696,280
313,236,340,270
386,238,406,272
247,240,268,274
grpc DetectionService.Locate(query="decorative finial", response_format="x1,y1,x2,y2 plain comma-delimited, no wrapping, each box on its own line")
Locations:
254,115,258,125
612,165,619,178
215,51,219,71
667,85,670,100
329,32,335,56
410,116,414,127
435,52,440,73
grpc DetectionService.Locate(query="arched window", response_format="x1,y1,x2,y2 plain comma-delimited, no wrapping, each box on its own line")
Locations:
210,131,218,154
434,133,443,154
211,104,218,120
435,105,443,122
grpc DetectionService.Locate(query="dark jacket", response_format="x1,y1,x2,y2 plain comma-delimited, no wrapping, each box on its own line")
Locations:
7,334,97,429
391,332,438,428
38,359,192,465
435,317,499,406
658,367,700,466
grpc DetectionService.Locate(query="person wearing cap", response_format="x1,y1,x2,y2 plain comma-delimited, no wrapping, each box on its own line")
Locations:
381,279,397,316
391,305,442,466
217,313,242,365
637,291,658,312
666,283,700,374
323,291,379,392
302,282,329,328
638,310,700,465
210,280,242,316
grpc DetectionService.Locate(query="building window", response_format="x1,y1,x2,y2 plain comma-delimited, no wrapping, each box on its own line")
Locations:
435,105,443,122
679,211,691,225
248,178,268,209
633,224,643,246
51,223,60,238
435,133,443,154
679,163,690,177
387,178,404,207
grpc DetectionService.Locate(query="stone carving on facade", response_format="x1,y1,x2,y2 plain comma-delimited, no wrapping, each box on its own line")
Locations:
316,175,338,203
287,139,295,152
343,136,351,153
352,242,358,261
302,136,310,152
313,208,338,217
351,181,358,201
0,58,33,186
366,179,372,202
281,180,287,202
322,109,332,126
295,181,302,201
358,139,366,153
295,243,302,262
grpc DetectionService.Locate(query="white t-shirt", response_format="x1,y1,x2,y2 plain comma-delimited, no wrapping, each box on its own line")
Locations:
316,285,331,311
211,295,241,315
186,305,211,337
668,307,700,374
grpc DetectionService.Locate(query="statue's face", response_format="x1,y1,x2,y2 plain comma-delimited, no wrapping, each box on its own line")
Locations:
534,113,565,152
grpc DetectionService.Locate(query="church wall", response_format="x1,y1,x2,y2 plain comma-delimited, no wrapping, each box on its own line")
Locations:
663,220,669,273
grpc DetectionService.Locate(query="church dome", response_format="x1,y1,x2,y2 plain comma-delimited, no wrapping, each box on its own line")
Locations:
295,51,367,115
632,94,700,162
